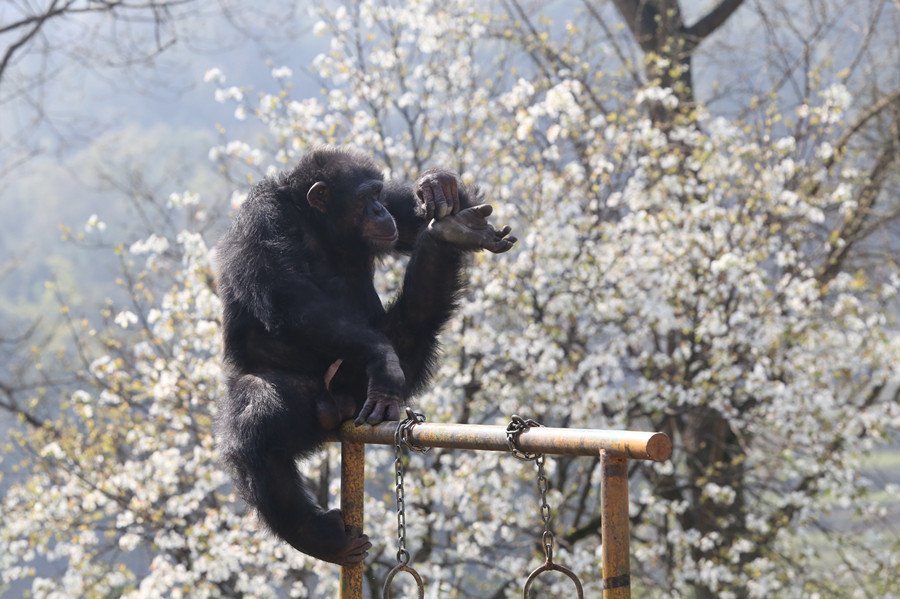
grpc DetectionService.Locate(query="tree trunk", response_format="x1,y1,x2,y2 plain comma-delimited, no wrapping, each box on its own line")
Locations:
610,0,745,121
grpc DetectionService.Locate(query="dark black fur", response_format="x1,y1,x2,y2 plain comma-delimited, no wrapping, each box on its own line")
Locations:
215,146,514,564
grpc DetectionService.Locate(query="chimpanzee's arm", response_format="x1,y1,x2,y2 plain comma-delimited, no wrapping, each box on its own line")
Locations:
380,205,516,393
273,275,406,401
380,232,466,396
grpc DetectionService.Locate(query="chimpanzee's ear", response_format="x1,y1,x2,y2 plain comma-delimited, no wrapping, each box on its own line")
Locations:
307,181,330,212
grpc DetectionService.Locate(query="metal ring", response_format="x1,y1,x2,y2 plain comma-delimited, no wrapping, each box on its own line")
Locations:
382,563,425,599
523,559,585,599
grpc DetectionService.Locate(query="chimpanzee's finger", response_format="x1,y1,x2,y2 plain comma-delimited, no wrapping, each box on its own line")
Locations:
440,178,459,215
355,401,374,426
344,536,372,563
471,203,493,217
365,408,382,425
486,234,517,254
417,186,435,221
385,401,401,422
431,182,451,219
365,399,398,425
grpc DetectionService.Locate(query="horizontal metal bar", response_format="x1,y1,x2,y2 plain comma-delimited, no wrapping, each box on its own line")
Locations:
333,421,672,462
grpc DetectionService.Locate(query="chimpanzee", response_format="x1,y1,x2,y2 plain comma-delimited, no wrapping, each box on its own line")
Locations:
215,146,516,565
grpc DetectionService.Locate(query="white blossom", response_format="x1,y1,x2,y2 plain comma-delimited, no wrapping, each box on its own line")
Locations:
271,65,292,79
84,214,106,232
203,68,225,84
130,233,170,255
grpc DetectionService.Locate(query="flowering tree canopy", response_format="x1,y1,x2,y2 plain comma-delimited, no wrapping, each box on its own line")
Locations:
3,1,900,598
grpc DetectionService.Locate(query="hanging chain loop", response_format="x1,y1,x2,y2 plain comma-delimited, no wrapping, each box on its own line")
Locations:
507,415,585,599
383,408,426,599
506,414,542,461
398,406,430,454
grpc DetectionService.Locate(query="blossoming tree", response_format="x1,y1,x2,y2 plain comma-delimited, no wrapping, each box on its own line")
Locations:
3,1,900,598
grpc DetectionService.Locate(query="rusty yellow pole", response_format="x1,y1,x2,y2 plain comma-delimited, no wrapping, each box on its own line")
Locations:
337,422,671,462
600,450,630,599
340,441,365,599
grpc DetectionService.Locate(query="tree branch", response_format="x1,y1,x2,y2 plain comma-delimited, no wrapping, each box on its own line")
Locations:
0,0,67,87
834,86,900,160
684,0,745,42
817,139,897,284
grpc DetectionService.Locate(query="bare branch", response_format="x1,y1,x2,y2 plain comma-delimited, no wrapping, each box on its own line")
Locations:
0,388,50,429
684,0,746,43
0,0,68,87
0,0,197,87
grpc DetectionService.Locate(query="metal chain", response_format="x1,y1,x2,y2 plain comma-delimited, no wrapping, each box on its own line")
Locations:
392,422,411,565
534,453,555,561
507,415,555,560
508,415,585,599
391,409,425,564
384,408,427,599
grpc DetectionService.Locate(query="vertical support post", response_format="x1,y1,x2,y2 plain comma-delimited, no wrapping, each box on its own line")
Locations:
600,450,631,599
340,441,365,599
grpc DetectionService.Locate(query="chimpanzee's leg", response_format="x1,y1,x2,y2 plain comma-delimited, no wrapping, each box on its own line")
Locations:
218,371,371,564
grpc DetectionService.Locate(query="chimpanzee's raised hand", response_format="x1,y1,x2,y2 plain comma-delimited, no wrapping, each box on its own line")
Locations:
427,204,517,254
414,169,460,221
